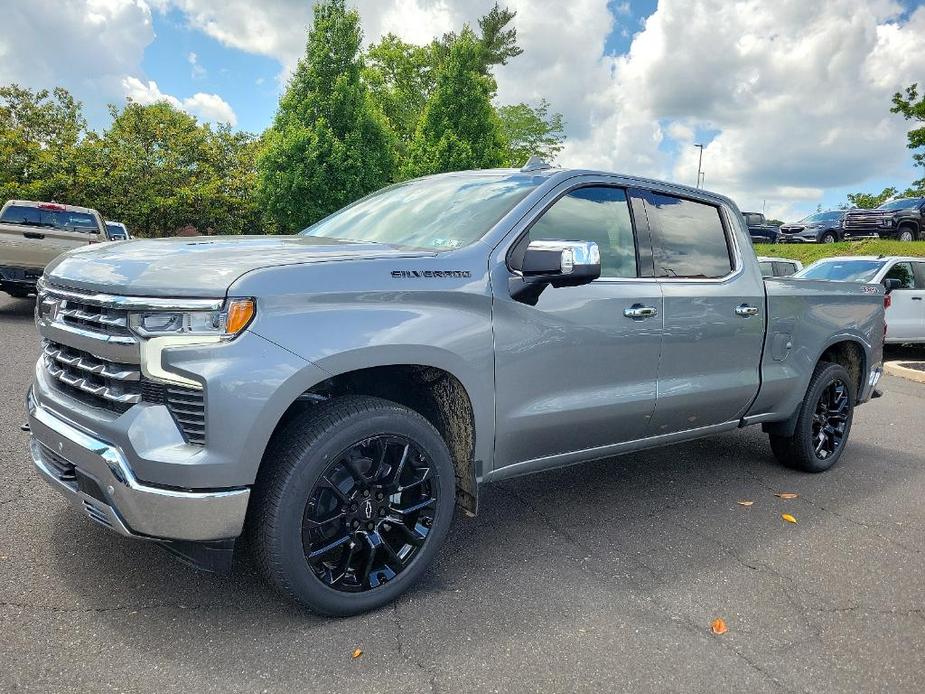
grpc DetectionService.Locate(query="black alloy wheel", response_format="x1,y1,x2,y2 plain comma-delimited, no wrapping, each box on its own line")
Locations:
769,361,855,473
810,378,850,460
302,435,438,592
251,395,456,616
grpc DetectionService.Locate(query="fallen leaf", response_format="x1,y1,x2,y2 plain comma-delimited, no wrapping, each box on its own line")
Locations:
711,618,728,635
737,501,754,507
781,513,797,524
775,493,799,499
352,648,363,659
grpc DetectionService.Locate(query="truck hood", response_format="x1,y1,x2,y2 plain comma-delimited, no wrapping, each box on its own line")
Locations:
45,235,435,297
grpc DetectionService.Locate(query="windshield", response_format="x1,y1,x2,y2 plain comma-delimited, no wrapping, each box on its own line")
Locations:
878,198,923,211
801,211,842,223
301,174,539,249
795,259,884,283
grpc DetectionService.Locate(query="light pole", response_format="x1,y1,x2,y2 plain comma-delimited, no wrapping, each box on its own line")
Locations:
694,143,704,188
698,171,705,188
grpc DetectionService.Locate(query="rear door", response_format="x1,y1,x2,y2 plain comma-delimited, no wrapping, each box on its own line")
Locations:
38,208,98,259
884,261,924,341
0,205,47,270
643,192,765,434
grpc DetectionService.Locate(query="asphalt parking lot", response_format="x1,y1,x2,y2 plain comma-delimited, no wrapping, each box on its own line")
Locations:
1,293,923,694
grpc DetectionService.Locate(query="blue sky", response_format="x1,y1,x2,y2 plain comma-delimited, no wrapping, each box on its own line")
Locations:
2,0,924,220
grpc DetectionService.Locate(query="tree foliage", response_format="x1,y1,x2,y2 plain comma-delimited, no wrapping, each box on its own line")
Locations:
0,84,86,202
257,0,393,231
402,29,507,178
846,187,898,209
79,102,260,237
891,83,925,196
497,99,566,165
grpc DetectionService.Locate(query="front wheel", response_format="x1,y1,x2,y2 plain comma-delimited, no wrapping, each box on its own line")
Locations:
769,362,855,473
897,228,916,242
250,395,456,616
820,231,837,244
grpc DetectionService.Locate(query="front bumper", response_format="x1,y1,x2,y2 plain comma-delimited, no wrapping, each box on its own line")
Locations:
27,391,250,542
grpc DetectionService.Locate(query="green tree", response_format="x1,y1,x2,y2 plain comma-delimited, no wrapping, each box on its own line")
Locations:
846,187,897,209
258,0,393,231
497,99,566,165
364,34,433,161
403,29,507,177
79,101,258,237
433,3,523,74
0,84,86,202
891,83,925,196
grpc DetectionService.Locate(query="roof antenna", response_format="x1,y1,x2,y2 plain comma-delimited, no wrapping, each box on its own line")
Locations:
521,155,551,172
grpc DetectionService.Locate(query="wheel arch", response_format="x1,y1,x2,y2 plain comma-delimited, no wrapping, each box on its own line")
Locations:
259,356,482,516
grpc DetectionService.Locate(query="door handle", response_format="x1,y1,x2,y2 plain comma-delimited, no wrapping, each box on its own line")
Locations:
624,304,658,319
912,297,923,301
23,231,44,240
735,304,760,317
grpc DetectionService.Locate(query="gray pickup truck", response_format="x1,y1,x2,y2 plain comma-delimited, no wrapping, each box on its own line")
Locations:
26,163,886,616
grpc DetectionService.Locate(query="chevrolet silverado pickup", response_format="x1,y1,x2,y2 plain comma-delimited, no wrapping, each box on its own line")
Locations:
25,163,886,616
843,197,925,242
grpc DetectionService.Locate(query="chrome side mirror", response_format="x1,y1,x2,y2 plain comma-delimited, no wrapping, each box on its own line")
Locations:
521,240,601,287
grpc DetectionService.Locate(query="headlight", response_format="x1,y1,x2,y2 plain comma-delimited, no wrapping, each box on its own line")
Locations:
129,298,255,338
881,218,892,227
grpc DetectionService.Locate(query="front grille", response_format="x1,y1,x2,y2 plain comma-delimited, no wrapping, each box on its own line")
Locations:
43,339,141,413
779,226,803,234
55,300,132,337
37,443,77,490
141,381,206,445
844,213,887,230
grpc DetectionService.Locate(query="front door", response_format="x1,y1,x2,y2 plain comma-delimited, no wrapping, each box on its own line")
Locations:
492,182,663,472
884,261,925,341
642,192,765,435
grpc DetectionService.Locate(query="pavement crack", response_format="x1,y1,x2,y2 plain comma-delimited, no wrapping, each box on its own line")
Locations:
392,602,438,694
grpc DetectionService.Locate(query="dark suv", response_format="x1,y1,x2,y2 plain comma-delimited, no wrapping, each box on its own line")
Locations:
843,198,924,242
778,210,846,243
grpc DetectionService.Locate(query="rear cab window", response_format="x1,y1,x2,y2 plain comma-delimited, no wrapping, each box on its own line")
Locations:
644,193,734,278
1,205,41,226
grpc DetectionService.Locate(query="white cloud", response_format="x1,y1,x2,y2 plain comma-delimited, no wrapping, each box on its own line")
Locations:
0,0,155,123
187,51,206,78
122,76,237,125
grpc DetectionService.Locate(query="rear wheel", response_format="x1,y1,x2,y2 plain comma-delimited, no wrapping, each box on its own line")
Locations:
769,362,854,473
250,395,456,616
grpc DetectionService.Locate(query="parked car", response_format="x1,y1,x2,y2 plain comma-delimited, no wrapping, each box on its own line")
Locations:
778,210,846,243
843,198,925,242
796,255,925,343
26,165,885,616
0,200,109,298
105,221,130,240
743,211,780,244
757,256,804,277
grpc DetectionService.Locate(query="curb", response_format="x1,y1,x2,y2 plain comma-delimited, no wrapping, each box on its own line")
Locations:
884,361,925,384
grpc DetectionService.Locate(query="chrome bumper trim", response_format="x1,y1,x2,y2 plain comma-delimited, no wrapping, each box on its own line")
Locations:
27,392,249,541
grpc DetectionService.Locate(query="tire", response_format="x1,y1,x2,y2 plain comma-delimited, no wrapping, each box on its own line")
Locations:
897,227,916,242
250,395,456,616
820,231,837,244
769,361,855,473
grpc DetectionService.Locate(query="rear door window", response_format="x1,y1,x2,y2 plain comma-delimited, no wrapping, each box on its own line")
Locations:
645,194,734,278
1,205,41,226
